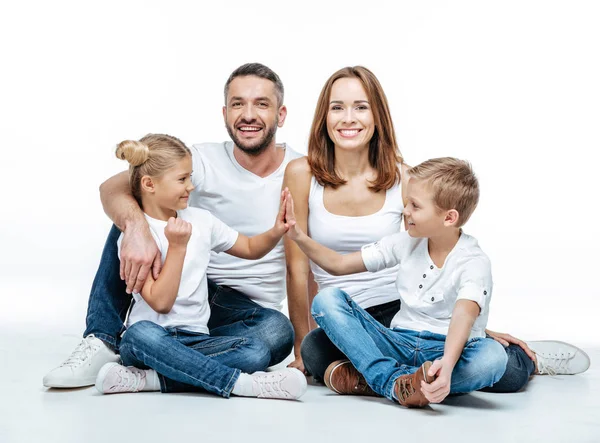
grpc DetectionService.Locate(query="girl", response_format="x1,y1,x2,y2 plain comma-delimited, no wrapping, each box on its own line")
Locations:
95,133,306,400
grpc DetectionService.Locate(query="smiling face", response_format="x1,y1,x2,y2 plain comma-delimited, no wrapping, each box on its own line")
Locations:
223,75,286,156
326,77,375,153
403,178,450,238
150,155,194,213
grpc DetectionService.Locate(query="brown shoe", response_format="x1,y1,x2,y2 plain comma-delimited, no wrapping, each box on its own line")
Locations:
323,360,377,396
394,361,435,408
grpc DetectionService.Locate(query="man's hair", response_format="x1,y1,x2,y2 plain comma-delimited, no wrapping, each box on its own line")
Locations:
307,66,403,193
408,157,480,227
223,63,284,107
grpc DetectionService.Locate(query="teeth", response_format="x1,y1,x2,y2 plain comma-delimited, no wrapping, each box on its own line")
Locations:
340,129,359,136
239,127,261,131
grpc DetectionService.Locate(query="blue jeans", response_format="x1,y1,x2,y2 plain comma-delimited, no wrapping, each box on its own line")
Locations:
301,299,400,381
120,320,270,397
311,288,508,402
84,225,294,366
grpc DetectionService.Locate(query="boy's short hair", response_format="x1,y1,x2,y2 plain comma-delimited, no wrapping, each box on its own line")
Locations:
408,157,479,227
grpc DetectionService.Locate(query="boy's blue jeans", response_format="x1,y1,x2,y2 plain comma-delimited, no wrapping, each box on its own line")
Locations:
83,225,294,366
311,287,509,402
120,320,270,397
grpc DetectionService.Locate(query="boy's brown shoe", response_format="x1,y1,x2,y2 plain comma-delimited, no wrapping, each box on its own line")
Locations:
394,361,435,408
323,360,377,396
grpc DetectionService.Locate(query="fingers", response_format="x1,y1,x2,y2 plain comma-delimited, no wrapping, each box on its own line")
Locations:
124,259,132,286
133,264,150,294
126,263,141,294
120,256,125,281
428,359,443,377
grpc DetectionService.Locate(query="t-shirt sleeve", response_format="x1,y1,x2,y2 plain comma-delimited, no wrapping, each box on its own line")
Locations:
190,144,206,191
360,232,405,272
456,258,493,311
209,214,239,253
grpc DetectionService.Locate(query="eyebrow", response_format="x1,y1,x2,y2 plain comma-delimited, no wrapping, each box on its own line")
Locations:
329,100,370,104
229,96,273,103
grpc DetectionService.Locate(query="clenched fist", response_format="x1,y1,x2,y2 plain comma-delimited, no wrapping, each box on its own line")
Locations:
164,217,192,247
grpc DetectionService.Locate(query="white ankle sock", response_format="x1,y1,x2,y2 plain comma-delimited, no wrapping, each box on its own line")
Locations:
231,373,255,397
142,369,161,391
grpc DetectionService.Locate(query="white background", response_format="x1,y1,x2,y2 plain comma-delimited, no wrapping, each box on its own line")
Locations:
1,0,599,346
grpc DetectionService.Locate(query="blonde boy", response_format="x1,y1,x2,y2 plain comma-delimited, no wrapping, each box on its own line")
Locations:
286,157,507,407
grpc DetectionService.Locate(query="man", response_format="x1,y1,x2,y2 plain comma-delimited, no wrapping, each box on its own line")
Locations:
44,63,308,387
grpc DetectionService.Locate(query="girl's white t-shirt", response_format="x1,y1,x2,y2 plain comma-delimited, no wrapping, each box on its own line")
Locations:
118,207,238,334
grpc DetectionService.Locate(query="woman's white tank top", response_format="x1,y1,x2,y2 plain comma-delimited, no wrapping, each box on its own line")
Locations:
308,176,404,308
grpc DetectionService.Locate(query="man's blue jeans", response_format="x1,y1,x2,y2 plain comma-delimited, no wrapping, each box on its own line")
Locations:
120,320,270,397
311,288,508,402
84,225,294,366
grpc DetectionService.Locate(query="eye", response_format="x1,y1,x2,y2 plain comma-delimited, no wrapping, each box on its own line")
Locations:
330,105,343,111
356,105,369,111
257,102,269,108
231,102,242,108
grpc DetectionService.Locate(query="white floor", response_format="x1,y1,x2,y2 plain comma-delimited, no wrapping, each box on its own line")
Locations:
1,329,599,443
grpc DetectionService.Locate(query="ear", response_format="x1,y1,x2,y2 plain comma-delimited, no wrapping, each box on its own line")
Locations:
140,175,155,194
222,105,227,124
444,209,460,227
277,105,288,127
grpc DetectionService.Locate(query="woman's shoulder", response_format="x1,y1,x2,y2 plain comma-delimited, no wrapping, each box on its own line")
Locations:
285,156,311,175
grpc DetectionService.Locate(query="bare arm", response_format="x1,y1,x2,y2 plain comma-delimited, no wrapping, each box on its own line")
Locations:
286,193,366,276
421,299,480,403
226,190,289,260
139,218,190,314
282,159,312,373
99,171,162,293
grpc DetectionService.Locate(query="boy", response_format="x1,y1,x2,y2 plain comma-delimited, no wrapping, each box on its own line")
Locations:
285,157,507,407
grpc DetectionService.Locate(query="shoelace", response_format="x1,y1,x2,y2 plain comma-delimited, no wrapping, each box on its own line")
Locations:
60,337,100,368
536,351,574,376
396,377,415,403
253,372,291,398
113,367,145,392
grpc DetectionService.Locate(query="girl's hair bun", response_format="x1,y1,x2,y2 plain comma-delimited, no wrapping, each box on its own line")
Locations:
115,140,150,166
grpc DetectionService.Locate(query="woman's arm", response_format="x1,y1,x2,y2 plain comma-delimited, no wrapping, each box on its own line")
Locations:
139,218,191,314
283,158,313,373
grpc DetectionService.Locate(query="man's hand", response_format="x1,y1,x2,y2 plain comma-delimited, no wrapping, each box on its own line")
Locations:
421,358,453,404
119,223,162,294
486,329,535,361
287,355,308,375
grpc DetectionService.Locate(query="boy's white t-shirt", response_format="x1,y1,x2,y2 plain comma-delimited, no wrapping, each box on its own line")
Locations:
188,141,303,310
118,208,238,334
361,231,493,339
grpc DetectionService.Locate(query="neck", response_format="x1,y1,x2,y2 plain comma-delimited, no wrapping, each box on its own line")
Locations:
233,141,285,178
427,228,461,263
333,144,372,179
141,198,177,222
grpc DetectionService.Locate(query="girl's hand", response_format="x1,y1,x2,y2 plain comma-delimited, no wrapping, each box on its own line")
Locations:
273,188,291,236
164,217,192,247
284,190,303,241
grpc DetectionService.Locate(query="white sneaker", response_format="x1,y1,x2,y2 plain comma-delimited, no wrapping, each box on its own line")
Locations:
251,368,307,400
528,340,591,375
95,362,152,394
43,335,120,388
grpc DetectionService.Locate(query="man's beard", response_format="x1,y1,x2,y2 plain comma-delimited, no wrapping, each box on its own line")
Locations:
226,120,278,157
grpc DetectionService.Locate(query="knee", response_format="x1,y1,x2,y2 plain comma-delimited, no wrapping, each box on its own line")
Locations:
484,340,509,383
262,310,294,348
311,287,347,318
122,321,165,346
300,328,330,376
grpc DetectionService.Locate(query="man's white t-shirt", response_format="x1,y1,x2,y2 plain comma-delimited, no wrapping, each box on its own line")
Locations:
189,141,303,310
118,208,238,334
361,231,493,339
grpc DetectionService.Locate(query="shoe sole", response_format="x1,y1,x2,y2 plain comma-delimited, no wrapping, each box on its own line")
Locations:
43,377,96,388
94,362,121,394
528,340,591,374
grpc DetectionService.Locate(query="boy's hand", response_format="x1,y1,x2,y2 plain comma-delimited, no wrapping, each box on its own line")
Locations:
273,189,291,236
164,217,192,247
421,358,453,403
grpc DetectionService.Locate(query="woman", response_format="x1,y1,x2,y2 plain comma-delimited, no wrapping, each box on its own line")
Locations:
284,66,576,394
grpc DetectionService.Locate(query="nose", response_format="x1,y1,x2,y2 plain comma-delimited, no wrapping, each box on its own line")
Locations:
342,107,356,124
242,104,256,122
186,183,195,192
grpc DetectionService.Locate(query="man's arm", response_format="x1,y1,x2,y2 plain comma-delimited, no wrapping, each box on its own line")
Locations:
99,171,161,293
